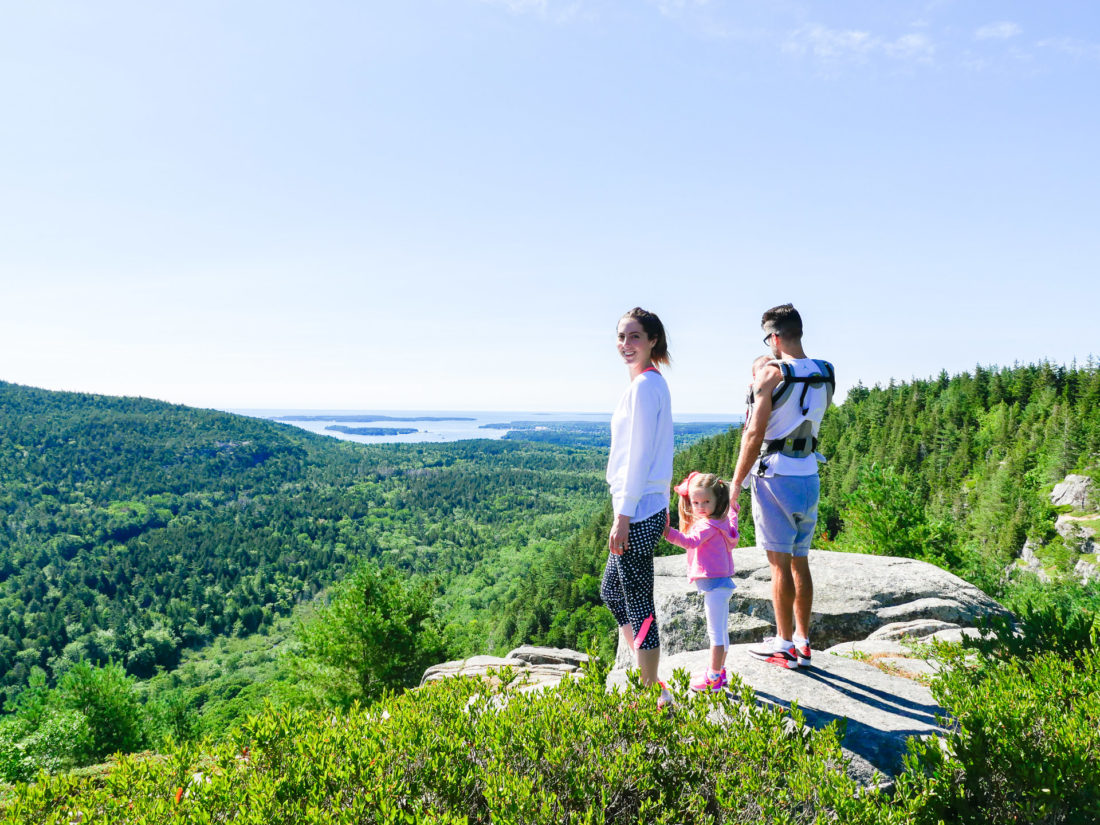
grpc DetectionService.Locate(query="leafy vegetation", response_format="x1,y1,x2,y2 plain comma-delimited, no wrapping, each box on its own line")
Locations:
294,563,447,709
507,361,1100,666
904,586,1100,824
0,662,149,782
5,627,1099,823
819,362,1100,586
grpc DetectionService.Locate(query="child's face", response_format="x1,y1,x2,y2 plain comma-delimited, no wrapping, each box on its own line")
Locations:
689,486,716,518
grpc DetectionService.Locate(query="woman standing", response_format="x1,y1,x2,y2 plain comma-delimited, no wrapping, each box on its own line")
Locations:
601,307,674,708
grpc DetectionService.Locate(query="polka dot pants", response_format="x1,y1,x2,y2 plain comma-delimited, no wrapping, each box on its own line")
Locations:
600,509,665,651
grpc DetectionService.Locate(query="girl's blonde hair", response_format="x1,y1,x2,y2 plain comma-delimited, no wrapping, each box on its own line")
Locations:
675,472,730,530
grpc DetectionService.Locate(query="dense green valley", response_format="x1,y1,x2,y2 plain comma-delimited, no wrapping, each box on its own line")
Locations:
0,381,609,705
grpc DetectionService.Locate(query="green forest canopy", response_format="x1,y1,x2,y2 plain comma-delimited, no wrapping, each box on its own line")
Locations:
0,381,608,708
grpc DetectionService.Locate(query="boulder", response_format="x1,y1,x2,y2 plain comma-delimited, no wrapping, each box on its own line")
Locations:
420,647,588,695
1050,474,1096,509
1009,538,1052,582
615,547,1010,667
607,643,946,786
1054,515,1098,553
506,646,589,668
1076,557,1100,584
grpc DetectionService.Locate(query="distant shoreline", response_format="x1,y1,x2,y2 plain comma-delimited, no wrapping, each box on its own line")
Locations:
238,409,741,446
275,414,475,423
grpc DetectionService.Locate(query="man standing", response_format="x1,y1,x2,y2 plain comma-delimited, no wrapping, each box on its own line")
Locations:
730,304,834,669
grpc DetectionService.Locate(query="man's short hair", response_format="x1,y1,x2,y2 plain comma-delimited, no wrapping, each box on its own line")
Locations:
761,303,803,341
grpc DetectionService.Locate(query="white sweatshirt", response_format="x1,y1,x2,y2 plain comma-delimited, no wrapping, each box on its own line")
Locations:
606,369,674,520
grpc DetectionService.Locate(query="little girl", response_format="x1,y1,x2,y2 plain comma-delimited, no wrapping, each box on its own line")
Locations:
663,471,738,692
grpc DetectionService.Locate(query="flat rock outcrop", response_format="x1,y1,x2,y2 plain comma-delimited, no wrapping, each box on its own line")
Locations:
419,551,1011,786
823,620,983,682
616,546,1009,667
420,646,588,694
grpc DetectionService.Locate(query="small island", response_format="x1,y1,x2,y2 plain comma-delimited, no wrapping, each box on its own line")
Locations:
325,425,419,436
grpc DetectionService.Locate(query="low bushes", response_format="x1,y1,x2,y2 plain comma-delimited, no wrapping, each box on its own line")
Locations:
4,642,1098,823
909,646,1100,823
3,661,919,824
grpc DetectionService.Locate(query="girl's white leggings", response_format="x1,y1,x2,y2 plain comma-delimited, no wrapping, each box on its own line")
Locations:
701,585,735,648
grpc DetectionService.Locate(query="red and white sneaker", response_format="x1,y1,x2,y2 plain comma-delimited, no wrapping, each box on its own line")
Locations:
748,637,799,669
792,637,812,667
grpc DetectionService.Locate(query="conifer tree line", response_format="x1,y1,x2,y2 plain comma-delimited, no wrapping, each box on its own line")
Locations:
817,360,1100,585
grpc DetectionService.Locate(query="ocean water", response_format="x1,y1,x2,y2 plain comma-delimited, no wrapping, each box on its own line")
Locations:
230,409,737,445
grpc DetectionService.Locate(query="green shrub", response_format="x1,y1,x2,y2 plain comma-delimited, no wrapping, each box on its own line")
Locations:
2,660,927,824
967,578,1100,663
905,647,1100,824
294,563,449,710
56,661,149,763
0,710,92,784
834,465,957,566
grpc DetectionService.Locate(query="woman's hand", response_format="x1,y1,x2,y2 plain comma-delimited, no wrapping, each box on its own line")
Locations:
608,514,632,555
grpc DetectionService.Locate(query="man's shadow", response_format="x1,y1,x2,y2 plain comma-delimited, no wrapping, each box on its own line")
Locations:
746,666,950,778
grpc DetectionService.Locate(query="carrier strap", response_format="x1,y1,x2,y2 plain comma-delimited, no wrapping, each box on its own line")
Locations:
772,360,835,415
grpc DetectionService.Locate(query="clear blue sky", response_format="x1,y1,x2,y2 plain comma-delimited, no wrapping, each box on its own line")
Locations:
2,1,1097,415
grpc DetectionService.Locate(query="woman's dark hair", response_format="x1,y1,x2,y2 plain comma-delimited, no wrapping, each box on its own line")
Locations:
622,307,670,367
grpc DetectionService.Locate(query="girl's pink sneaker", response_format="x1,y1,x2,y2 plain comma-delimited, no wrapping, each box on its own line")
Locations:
691,668,727,692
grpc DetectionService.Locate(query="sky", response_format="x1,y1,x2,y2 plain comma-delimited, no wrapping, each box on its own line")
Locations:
2,1,1098,415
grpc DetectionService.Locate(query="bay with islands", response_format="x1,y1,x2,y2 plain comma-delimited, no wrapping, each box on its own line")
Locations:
229,409,741,448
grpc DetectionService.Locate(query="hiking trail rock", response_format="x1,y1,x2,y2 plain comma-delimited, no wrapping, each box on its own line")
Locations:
420,647,588,695
615,546,1009,668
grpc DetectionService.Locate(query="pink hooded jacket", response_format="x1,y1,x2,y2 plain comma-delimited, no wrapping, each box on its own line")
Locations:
665,512,738,582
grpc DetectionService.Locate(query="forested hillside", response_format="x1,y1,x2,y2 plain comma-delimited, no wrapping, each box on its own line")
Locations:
0,381,607,708
509,362,1100,656
816,361,1100,584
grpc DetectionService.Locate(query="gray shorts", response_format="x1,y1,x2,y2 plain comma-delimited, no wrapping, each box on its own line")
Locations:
750,474,819,557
